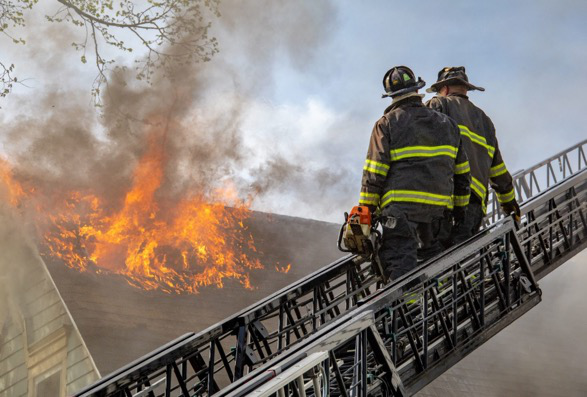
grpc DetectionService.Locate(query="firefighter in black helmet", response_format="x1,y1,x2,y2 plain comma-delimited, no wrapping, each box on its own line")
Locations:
426,67,520,246
359,66,470,281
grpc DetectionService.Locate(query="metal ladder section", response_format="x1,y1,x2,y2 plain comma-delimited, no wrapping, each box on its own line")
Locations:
224,168,587,397
73,140,587,397
485,139,587,224
223,217,542,396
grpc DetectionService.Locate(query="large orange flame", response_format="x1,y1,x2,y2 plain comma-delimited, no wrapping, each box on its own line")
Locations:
0,158,27,206
1,132,270,294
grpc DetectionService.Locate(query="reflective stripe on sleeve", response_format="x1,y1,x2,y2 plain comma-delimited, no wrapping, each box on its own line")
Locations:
359,192,380,206
454,161,471,175
459,125,496,158
363,159,390,176
452,194,470,207
389,145,458,161
380,190,452,208
489,162,508,178
496,188,515,203
470,176,487,201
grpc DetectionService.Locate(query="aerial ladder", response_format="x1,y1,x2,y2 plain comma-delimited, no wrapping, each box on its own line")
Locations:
74,139,587,397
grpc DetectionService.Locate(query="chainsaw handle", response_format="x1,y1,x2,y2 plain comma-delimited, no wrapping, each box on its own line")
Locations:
337,220,353,253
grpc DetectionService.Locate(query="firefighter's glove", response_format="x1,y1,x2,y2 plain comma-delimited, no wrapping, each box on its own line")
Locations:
501,200,521,223
452,206,467,226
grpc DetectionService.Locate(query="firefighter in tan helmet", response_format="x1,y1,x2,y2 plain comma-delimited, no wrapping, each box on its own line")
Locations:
426,67,520,246
359,66,471,281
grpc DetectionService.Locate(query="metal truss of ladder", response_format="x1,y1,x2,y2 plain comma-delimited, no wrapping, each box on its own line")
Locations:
485,139,587,224
74,140,587,397
223,217,542,396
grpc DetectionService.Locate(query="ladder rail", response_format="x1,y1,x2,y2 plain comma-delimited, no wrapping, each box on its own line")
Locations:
485,139,587,224
224,218,542,397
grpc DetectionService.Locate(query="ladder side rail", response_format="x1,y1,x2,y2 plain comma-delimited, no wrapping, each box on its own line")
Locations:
391,220,540,393
224,219,540,397
516,139,587,180
485,139,587,223
517,174,587,281
226,311,407,397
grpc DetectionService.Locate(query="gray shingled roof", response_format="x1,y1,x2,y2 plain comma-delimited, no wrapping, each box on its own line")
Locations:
45,212,342,375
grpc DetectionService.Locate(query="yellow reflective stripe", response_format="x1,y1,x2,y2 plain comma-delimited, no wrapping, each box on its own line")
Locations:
496,188,515,203
470,176,487,201
365,159,390,170
459,125,496,158
458,125,488,144
359,192,380,205
454,161,470,175
380,190,452,208
390,145,458,161
452,194,470,207
363,166,386,176
489,162,508,178
363,159,389,176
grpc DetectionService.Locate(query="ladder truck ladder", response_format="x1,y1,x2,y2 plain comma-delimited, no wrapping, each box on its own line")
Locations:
74,139,587,397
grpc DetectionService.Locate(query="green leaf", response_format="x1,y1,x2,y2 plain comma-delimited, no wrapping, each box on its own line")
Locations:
81,55,87,64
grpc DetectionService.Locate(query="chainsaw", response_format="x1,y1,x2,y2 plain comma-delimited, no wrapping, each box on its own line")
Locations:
337,206,387,282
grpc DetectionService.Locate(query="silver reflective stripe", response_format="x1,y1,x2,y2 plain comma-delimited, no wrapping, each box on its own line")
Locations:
390,146,458,161
363,159,390,176
471,177,487,200
381,190,452,208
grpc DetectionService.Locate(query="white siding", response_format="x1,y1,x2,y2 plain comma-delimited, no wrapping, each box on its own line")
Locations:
1,258,99,397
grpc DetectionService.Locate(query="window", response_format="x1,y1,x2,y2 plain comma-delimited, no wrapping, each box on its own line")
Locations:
35,370,61,397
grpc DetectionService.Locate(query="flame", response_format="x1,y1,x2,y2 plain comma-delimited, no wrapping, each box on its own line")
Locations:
0,158,27,206
275,263,291,274
0,126,295,294
38,133,267,293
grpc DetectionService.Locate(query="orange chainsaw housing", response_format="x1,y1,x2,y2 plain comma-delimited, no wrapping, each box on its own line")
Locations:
348,206,372,226
342,206,373,255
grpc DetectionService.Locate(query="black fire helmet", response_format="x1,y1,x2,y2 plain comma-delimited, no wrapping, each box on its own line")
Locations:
382,66,426,98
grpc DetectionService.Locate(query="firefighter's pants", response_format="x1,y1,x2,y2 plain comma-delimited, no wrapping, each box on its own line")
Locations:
378,206,443,281
450,200,485,245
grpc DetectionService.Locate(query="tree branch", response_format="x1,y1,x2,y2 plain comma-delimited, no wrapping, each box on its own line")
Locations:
56,0,164,29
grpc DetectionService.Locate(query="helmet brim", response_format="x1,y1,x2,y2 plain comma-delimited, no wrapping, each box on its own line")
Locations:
426,77,485,93
382,79,426,98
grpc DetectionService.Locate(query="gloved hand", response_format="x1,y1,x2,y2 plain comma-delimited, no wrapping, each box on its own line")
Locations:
452,206,467,226
501,200,521,222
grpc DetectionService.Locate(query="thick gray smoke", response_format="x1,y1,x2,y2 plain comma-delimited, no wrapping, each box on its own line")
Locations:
0,184,44,332
1,1,345,212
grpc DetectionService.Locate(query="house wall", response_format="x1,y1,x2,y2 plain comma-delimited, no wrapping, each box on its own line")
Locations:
0,259,99,397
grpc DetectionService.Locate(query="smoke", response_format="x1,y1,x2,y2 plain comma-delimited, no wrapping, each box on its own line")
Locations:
0,0,345,216
0,183,44,331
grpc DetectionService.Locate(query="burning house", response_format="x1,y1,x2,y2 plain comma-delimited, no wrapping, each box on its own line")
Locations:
0,137,345,395
1,133,587,396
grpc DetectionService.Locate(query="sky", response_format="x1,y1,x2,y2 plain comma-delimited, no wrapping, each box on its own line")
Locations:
0,0,586,222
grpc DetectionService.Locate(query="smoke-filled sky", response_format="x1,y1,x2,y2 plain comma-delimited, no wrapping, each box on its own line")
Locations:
0,0,585,222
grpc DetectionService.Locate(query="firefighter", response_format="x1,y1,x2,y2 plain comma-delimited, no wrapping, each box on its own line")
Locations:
426,66,520,245
359,66,471,281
